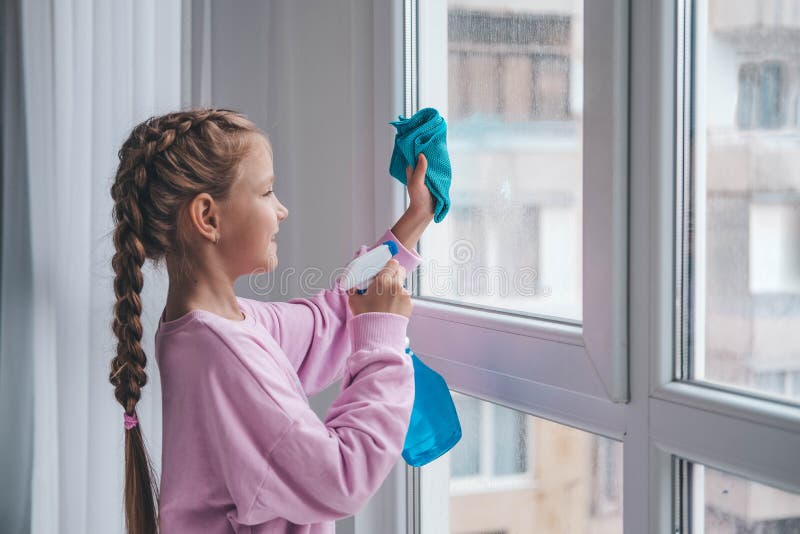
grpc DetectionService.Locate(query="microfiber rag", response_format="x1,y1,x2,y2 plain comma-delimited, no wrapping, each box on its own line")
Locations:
389,107,452,223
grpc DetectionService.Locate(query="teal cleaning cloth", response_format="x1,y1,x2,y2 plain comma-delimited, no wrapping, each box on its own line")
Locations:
389,107,452,223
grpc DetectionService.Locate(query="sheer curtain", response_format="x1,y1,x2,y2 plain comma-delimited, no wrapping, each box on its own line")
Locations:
1,0,206,531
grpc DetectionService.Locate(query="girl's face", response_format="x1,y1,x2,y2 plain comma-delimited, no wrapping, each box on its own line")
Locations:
219,138,288,275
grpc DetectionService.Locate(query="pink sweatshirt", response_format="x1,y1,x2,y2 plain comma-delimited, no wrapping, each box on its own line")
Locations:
154,229,421,533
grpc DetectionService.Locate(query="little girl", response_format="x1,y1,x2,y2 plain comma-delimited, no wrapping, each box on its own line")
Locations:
108,108,432,533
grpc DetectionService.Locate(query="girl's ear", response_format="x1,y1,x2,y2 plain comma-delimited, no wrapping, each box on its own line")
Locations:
188,192,220,243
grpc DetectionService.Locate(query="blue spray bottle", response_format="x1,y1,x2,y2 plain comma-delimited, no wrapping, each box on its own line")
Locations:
336,241,462,467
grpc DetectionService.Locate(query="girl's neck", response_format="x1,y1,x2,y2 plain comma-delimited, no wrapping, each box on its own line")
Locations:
162,295,244,323
164,273,242,323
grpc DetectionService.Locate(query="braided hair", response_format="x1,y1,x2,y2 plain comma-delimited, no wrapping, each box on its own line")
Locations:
108,108,267,533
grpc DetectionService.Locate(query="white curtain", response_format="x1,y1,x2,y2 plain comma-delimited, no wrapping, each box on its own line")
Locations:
1,0,207,531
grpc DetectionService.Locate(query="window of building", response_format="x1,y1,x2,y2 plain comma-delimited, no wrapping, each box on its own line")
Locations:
749,201,800,295
447,10,573,124
737,63,758,128
449,392,531,487
759,61,785,129
736,61,787,130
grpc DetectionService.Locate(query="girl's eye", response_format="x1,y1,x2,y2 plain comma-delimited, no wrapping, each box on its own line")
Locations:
262,190,273,197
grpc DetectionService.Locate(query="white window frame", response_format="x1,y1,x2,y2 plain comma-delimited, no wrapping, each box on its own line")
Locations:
362,1,800,534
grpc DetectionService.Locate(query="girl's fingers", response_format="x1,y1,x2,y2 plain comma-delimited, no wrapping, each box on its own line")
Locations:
414,156,427,186
378,260,404,283
406,154,427,183
382,258,401,275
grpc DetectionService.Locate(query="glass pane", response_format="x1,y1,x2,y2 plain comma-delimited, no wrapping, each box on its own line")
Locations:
692,462,800,532
443,392,622,533
419,0,583,322
451,393,482,477
688,0,800,404
493,404,527,476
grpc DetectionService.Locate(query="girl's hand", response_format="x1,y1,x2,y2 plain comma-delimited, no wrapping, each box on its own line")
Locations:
405,154,434,219
347,259,413,318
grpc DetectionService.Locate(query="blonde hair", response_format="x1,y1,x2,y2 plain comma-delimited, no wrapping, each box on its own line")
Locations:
108,108,268,533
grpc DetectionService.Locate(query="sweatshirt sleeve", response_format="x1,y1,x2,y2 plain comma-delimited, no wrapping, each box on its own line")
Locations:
245,228,422,397
238,312,415,526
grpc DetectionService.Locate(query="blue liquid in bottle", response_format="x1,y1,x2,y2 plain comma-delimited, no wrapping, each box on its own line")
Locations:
401,337,462,467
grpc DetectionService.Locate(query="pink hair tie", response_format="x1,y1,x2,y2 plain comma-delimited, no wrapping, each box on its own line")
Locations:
124,412,139,430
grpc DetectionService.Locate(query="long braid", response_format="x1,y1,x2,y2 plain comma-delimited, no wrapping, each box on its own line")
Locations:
108,108,264,534
110,147,161,534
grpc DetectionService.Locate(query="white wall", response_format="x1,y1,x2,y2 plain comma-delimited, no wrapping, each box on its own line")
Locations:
202,0,379,299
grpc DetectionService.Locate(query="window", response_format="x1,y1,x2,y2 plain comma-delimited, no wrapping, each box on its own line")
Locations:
591,438,622,517
736,62,787,130
752,370,800,401
426,205,546,310
759,62,784,129
421,3,582,321
447,10,572,122
412,0,628,416
660,0,800,532
449,392,531,489
675,460,800,532
683,0,800,405
749,201,800,295
402,0,629,530
366,0,800,532
737,63,758,129
437,393,621,534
